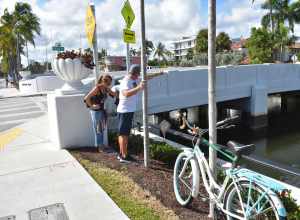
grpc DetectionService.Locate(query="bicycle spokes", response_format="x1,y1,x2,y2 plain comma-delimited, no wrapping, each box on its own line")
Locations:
177,158,193,199
226,181,278,220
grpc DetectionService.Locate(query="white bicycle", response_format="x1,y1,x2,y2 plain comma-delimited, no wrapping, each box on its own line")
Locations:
173,113,287,219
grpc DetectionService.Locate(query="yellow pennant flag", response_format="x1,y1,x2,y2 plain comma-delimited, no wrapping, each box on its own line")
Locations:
85,5,96,47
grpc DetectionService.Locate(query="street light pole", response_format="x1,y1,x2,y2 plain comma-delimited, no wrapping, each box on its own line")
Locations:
140,0,150,168
208,0,217,218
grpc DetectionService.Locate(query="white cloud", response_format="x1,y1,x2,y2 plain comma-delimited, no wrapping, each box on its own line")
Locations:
1,0,299,65
216,0,264,37
1,0,203,64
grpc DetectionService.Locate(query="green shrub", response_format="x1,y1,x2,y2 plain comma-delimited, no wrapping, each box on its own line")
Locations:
108,132,144,155
279,191,300,220
108,132,181,167
191,52,244,66
150,142,181,167
179,60,194,67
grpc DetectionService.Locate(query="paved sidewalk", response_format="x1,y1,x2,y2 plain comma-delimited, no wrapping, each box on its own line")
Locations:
0,87,48,99
0,113,129,219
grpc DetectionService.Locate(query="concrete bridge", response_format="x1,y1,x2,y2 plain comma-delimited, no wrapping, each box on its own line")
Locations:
137,64,300,128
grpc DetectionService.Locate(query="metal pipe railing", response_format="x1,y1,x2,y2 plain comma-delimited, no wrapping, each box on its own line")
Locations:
149,124,300,178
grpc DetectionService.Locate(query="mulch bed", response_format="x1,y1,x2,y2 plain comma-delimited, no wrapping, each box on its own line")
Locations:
70,147,212,220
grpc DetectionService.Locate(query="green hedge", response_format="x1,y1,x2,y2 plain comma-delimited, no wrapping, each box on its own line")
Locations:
179,52,244,67
108,133,181,167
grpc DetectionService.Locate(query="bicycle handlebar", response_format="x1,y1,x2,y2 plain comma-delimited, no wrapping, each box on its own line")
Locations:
181,114,238,136
216,115,239,127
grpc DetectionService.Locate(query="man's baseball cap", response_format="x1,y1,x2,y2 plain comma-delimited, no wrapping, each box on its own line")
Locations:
129,64,141,75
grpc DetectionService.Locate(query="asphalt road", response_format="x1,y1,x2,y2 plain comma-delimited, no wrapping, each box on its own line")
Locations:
0,95,47,132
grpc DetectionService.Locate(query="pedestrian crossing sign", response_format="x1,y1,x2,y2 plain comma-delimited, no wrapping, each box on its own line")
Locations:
121,0,135,29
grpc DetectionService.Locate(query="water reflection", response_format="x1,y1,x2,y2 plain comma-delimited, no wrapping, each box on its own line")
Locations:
220,94,300,186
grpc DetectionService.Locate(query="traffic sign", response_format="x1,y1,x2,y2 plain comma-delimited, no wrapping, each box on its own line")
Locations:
52,46,64,52
85,5,96,47
123,29,136,44
121,0,135,29
52,43,64,51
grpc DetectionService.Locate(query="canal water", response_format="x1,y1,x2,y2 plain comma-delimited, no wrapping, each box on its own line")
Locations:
219,95,300,186
164,94,300,187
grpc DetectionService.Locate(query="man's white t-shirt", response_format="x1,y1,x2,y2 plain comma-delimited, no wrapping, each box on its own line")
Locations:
117,76,140,113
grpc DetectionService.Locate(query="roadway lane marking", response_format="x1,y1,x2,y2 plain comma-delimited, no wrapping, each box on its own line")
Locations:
0,128,23,151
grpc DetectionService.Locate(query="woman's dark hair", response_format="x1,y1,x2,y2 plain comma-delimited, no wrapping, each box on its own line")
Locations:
97,74,112,84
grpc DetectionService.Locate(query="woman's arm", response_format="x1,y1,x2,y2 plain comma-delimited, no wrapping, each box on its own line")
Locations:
107,89,117,97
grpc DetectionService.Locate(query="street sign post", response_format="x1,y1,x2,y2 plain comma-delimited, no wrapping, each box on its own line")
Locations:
123,29,136,44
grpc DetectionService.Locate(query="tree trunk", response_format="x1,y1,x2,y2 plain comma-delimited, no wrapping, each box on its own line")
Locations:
208,0,217,218
270,3,273,33
8,54,17,87
26,41,29,68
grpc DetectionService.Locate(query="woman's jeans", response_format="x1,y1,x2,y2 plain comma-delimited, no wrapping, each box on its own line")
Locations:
90,110,106,147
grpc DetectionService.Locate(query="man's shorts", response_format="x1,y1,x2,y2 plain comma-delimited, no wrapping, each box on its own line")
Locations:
118,112,134,136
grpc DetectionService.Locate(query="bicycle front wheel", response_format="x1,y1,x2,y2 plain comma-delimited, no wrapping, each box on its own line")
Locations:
173,152,198,206
224,180,282,220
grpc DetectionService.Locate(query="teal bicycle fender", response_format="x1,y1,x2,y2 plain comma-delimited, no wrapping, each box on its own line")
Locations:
232,168,287,218
232,168,286,192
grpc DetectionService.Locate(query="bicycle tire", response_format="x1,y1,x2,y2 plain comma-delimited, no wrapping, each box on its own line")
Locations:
224,180,286,220
173,152,197,206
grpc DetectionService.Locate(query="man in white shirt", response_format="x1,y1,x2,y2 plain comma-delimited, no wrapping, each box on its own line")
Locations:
117,65,145,162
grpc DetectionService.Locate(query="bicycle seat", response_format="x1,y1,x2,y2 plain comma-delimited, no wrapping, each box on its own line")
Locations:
226,141,255,157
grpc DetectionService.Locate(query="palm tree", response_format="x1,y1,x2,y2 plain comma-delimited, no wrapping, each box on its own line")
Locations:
154,42,169,61
145,40,154,56
254,0,300,33
257,0,277,32
0,2,41,87
136,40,154,57
130,48,137,56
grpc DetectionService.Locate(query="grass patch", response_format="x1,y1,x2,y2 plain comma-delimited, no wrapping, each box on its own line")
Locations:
77,157,178,220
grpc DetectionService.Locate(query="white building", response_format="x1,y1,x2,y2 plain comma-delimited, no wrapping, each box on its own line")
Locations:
170,36,196,60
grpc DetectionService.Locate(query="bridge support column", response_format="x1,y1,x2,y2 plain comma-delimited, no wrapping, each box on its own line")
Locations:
187,107,200,125
249,85,268,130
227,109,241,118
281,94,288,113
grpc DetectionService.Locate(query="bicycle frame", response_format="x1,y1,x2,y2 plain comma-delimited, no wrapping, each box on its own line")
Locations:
176,114,287,219
180,144,287,219
182,145,246,219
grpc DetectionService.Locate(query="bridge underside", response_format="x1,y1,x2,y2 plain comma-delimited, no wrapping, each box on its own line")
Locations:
134,64,300,129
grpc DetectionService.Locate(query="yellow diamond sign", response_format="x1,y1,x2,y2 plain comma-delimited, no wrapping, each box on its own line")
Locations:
123,29,136,44
85,5,96,47
121,0,135,29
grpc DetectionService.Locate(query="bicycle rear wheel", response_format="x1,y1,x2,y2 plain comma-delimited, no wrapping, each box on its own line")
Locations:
173,152,197,206
224,180,282,220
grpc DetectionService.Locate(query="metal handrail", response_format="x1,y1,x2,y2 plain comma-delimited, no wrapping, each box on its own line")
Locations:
150,123,300,178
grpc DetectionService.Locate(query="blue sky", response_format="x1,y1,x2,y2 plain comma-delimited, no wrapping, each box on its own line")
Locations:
0,0,272,63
